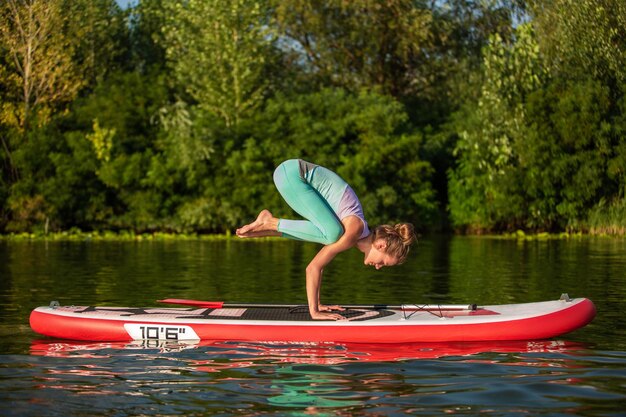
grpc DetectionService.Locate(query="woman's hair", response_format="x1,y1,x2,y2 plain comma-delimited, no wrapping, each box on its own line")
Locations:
371,223,417,264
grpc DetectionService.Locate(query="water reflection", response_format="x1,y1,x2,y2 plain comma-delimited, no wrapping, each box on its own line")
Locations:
31,339,586,365
27,338,617,416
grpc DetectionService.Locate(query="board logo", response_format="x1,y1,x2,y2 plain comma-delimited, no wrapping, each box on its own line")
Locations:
124,324,200,341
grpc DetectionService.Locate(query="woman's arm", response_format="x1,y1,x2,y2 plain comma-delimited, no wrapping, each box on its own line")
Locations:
305,216,363,320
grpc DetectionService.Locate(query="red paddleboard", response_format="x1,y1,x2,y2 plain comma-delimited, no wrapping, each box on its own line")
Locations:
29,296,595,343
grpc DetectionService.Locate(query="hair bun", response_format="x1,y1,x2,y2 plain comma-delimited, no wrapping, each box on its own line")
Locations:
394,223,416,246
372,223,417,264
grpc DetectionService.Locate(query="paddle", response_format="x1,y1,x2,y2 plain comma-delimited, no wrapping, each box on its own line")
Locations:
157,298,477,311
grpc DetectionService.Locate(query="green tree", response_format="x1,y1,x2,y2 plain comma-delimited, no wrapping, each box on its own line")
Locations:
529,0,626,84
0,0,83,231
518,79,616,230
160,0,275,128
274,0,433,98
72,70,170,230
64,0,129,84
448,23,545,231
0,0,82,131
273,0,524,111
521,0,626,232
0,0,129,232
127,0,168,70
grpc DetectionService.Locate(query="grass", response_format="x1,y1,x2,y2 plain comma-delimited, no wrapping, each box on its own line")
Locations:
585,198,626,236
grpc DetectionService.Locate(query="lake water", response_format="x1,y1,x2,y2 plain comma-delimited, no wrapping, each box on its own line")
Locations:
1,236,625,416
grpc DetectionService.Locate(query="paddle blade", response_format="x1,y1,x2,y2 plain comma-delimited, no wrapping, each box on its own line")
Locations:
158,299,224,308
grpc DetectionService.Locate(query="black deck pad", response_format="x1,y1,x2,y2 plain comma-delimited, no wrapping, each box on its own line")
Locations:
178,306,396,321
76,306,396,321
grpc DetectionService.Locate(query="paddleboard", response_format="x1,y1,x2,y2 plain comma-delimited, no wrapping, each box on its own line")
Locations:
29,295,595,343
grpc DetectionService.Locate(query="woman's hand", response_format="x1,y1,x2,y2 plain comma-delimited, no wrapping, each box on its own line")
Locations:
310,310,346,321
309,305,345,320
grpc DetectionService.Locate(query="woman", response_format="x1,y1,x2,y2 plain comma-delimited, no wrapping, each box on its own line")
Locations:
236,159,416,320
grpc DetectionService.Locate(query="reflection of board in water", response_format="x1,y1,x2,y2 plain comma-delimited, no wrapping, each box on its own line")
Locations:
29,338,588,365
29,295,596,343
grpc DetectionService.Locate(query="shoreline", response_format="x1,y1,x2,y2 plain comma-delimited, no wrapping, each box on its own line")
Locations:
0,229,623,241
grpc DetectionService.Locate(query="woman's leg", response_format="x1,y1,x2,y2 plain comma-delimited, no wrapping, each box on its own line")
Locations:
273,160,343,245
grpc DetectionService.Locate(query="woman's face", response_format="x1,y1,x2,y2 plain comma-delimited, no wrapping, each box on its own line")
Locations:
364,239,399,270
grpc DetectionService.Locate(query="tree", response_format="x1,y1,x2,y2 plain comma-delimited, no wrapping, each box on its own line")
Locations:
529,0,626,84
274,0,433,98
0,0,82,131
64,0,128,84
524,0,626,231
448,23,545,231
518,79,615,230
0,0,136,232
160,0,275,128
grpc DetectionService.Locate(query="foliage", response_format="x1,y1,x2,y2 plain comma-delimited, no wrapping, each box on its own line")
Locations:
64,0,129,83
519,79,617,231
159,0,275,128
448,12,626,233
0,0,625,235
0,0,80,130
274,0,433,98
585,197,626,235
448,23,545,231
529,0,626,84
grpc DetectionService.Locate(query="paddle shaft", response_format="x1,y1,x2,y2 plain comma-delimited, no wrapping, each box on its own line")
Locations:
158,298,477,311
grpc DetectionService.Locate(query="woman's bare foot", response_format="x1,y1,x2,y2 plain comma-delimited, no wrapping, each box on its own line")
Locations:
236,210,280,238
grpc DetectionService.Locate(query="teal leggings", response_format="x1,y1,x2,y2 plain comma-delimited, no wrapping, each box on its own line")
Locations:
273,160,344,245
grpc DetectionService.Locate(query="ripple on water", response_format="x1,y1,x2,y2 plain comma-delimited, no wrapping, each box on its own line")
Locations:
0,340,615,416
